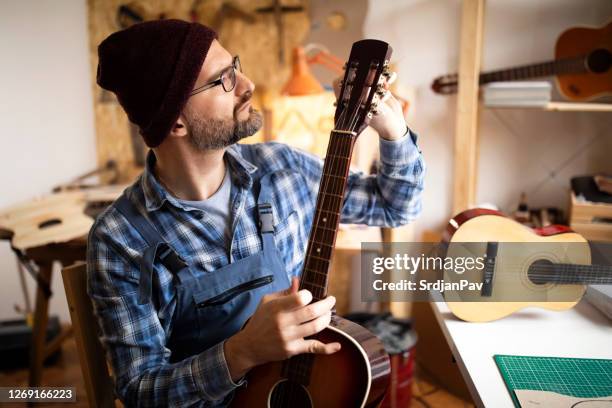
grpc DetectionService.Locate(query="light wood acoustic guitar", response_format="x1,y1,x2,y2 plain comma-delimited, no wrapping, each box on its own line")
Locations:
230,39,392,407
432,22,612,101
441,209,612,322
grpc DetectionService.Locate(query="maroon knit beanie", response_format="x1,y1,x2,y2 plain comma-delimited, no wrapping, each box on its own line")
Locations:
96,19,217,147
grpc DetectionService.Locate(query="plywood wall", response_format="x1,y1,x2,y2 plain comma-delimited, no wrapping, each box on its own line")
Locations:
87,0,310,182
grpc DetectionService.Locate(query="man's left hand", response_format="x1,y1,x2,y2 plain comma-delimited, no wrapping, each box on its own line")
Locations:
333,72,407,141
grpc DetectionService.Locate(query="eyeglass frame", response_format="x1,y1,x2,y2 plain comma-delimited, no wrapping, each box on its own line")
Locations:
189,55,242,96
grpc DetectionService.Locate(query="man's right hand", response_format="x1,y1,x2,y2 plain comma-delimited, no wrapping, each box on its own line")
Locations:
223,277,341,381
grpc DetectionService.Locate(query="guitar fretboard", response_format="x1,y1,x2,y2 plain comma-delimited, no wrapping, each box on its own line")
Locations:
529,262,612,285
299,131,357,301
480,56,587,84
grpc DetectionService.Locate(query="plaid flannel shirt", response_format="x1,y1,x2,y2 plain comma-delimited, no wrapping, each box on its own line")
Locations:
87,130,425,407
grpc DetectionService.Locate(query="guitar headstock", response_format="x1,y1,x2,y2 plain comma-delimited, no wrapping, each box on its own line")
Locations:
431,74,459,94
334,39,393,136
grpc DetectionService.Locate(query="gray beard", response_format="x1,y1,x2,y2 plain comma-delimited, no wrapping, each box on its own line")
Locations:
185,107,263,151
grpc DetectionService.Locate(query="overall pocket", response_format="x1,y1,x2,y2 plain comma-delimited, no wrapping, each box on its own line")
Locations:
196,274,274,308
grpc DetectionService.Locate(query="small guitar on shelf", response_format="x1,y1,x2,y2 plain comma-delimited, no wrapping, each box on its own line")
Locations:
442,209,612,323
230,39,392,407
431,22,612,101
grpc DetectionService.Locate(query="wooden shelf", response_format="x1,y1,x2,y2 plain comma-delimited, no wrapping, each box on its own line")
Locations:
484,101,612,112
452,0,612,215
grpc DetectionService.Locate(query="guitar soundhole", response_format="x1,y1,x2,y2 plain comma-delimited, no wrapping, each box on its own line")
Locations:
268,379,312,408
528,259,554,285
586,48,612,73
38,218,62,229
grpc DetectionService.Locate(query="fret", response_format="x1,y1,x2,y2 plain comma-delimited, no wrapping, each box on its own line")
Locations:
312,224,338,233
304,257,331,274
325,153,351,161
319,194,343,211
300,279,327,295
302,270,329,287
317,208,341,217
309,254,332,263
301,271,327,288
320,173,347,182
319,191,344,200
301,269,327,290
302,264,329,275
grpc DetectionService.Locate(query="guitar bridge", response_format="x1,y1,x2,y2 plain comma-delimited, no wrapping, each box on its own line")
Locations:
482,242,498,297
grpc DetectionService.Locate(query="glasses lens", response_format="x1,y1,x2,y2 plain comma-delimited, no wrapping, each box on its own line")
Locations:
234,56,242,73
221,66,236,92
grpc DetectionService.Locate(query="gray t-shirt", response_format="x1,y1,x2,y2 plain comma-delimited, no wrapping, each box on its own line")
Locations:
176,166,232,244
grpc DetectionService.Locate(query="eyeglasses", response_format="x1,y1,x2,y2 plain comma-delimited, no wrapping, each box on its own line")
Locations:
189,55,242,96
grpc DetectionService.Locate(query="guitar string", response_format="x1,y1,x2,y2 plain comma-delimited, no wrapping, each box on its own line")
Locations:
289,84,368,385
283,59,383,397
277,74,351,408
288,129,345,392
290,129,357,389
434,264,612,282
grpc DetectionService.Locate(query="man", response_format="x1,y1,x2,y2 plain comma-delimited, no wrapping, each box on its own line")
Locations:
89,19,425,407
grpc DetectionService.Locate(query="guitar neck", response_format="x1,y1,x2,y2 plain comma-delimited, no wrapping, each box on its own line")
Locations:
533,263,612,285
479,55,587,84
299,130,357,301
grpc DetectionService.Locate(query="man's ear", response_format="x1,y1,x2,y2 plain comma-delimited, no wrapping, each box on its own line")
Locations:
169,115,189,139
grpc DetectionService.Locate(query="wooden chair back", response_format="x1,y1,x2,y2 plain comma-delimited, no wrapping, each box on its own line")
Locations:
62,262,116,408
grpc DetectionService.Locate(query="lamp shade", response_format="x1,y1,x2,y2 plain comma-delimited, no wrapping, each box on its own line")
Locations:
282,47,324,95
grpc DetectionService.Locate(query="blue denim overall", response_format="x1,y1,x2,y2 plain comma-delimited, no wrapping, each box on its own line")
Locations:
114,173,291,363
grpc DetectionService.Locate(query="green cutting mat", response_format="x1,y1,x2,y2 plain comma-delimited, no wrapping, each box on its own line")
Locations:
494,355,612,408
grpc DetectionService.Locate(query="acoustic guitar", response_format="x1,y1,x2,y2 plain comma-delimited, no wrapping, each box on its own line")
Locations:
230,40,392,407
441,209,612,322
431,22,612,101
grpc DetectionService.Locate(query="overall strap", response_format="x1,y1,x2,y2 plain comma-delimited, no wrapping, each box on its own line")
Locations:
256,174,275,250
115,193,188,304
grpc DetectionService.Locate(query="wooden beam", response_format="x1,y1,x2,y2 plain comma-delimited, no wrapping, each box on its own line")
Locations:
452,0,485,214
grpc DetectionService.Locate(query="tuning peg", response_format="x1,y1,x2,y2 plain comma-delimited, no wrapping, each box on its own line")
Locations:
376,84,386,96
369,101,379,116
382,65,392,78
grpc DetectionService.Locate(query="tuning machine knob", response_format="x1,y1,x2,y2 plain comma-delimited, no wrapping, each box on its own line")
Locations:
369,101,379,116
382,64,391,79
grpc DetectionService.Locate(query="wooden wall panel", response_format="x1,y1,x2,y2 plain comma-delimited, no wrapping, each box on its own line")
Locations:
87,0,310,182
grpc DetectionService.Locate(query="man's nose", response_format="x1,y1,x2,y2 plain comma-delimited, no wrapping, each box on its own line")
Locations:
235,71,255,95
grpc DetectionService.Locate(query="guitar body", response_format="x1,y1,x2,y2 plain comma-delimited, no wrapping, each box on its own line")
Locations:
443,209,591,322
231,316,390,408
555,22,612,101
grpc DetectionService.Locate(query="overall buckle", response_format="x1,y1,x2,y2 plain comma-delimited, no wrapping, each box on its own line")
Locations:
258,203,274,233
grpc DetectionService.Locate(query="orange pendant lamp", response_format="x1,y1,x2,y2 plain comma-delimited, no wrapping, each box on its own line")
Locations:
282,47,324,96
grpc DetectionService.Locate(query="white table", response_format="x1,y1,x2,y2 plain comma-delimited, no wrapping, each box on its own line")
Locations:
431,299,612,407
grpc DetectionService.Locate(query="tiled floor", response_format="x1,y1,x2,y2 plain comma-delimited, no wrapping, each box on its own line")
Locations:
0,336,473,407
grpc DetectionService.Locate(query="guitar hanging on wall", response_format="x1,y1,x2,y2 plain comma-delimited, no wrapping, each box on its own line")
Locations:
230,39,392,408
431,22,612,101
